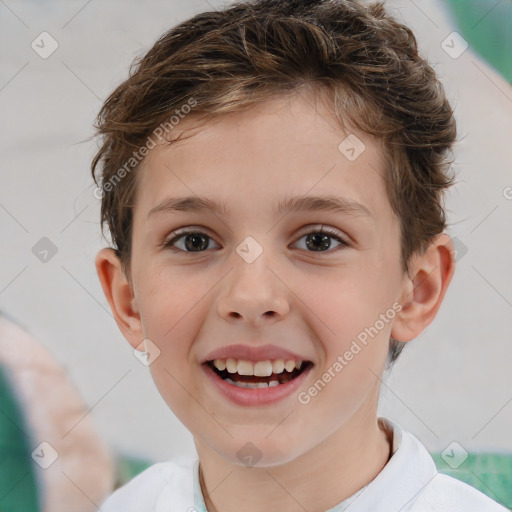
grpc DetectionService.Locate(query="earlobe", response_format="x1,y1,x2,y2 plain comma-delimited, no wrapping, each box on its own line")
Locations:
391,234,456,342
95,248,143,349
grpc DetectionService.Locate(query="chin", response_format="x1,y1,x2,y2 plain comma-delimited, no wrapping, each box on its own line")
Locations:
216,436,305,468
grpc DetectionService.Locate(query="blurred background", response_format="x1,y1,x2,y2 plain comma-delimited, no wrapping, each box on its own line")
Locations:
1,0,511,510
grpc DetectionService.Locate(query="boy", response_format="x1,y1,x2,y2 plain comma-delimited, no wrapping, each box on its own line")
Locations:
91,0,508,510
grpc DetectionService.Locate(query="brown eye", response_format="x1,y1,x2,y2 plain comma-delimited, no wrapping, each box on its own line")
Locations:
163,226,349,254
294,226,349,253
164,230,219,252
305,232,334,251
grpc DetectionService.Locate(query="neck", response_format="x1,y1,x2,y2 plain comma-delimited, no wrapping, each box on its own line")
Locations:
195,412,392,512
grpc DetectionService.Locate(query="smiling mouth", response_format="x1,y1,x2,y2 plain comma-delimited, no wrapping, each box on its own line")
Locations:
205,359,314,389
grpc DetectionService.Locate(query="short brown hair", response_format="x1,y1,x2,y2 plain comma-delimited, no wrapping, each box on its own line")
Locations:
90,0,457,367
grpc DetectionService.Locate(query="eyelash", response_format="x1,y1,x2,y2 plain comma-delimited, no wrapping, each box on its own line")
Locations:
162,225,350,254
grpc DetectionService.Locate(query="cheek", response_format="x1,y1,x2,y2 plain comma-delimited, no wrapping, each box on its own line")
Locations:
148,358,216,445
141,276,207,414
136,272,209,399
137,267,207,339
292,268,395,378
293,269,387,336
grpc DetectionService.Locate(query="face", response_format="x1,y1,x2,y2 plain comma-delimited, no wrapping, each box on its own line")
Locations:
125,92,408,466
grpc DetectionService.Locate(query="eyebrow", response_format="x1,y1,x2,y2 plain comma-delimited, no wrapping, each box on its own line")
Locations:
147,194,372,219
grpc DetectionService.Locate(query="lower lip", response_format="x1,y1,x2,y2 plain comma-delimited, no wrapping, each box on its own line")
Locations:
201,363,313,407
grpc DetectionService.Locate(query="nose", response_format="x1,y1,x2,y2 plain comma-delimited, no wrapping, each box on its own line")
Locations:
217,251,290,327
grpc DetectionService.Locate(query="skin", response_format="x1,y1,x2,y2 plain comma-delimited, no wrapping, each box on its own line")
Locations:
96,90,455,512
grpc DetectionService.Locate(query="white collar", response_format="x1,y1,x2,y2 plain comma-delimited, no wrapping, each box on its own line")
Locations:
192,416,438,512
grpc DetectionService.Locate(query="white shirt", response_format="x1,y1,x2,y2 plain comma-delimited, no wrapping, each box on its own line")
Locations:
101,417,508,511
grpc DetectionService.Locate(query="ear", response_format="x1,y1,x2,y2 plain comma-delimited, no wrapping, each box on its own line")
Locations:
391,234,456,342
95,248,143,349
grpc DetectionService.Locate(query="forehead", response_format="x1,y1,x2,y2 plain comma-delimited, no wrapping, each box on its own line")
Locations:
134,93,390,221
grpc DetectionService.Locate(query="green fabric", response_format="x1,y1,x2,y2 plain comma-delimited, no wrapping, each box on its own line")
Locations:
115,455,153,490
444,0,512,83
0,366,39,512
432,452,512,510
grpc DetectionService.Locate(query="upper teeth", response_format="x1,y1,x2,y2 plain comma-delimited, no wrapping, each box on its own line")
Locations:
213,358,303,376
